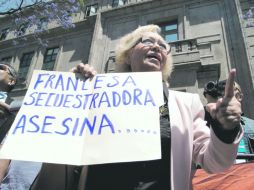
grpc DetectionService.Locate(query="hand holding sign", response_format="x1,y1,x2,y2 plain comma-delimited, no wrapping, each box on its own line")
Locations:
70,63,97,79
206,69,242,130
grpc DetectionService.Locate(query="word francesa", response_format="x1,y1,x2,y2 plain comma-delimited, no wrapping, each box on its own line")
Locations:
24,73,156,109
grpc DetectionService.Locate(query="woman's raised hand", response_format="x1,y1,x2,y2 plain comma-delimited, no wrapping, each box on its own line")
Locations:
206,69,242,130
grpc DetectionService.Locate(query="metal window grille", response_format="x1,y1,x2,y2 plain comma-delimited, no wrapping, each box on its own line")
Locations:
158,20,178,43
18,52,34,82
1,56,12,63
85,4,98,16
0,28,10,41
42,47,59,71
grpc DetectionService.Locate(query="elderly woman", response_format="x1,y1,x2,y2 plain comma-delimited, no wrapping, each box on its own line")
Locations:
31,25,242,190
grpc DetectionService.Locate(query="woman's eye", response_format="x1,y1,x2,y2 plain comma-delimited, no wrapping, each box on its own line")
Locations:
142,39,154,45
159,44,167,50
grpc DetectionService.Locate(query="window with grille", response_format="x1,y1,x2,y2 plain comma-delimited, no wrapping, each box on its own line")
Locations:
42,47,59,71
1,56,12,63
158,20,178,43
112,0,126,7
0,28,10,41
85,4,98,16
19,52,34,82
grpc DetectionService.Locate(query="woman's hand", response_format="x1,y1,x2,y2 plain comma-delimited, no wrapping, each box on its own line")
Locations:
206,69,242,130
70,63,97,79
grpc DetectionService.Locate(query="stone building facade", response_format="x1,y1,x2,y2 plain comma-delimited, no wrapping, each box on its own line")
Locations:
0,0,254,118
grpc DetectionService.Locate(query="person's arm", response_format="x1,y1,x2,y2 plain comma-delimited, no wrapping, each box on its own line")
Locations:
192,94,243,174
206,69,242,131
0,102,10,119
193,70,243,174
0,101,14,182
0,144,10,183
0,160,10,182
0,102,11,183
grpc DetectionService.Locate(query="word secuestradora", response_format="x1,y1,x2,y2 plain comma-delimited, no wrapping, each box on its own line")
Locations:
24,73,156,109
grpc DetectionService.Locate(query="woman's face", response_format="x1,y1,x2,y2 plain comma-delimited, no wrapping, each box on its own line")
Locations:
128,32,169,72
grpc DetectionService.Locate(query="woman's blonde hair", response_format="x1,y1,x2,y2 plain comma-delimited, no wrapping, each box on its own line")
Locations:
115,24,173,82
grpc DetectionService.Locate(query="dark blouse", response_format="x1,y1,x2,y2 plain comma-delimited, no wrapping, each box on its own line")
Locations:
85,84,171,190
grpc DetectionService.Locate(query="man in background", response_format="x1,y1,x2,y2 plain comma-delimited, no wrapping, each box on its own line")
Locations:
203,80,254,161
0,61,18,181
0,61,42,189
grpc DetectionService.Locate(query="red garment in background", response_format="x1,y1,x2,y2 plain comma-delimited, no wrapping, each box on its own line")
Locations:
193,162,254,190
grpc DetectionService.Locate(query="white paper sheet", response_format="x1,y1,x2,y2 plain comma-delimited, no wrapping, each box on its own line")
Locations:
0,70,164,165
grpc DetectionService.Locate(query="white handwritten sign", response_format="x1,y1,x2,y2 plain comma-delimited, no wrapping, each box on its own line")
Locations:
0,70,164,165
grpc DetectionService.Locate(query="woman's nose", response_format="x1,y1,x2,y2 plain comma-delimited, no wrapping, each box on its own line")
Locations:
151,43,160,52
